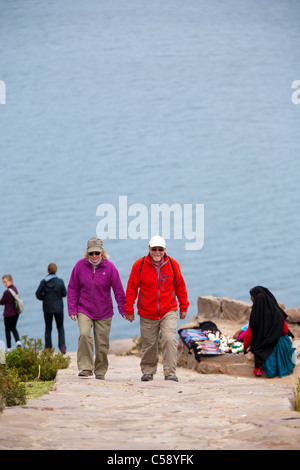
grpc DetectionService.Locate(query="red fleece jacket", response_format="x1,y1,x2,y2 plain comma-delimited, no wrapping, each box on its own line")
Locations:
125,254,189,320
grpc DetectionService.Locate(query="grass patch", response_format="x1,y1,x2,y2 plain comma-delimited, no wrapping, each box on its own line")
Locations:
26,380,55,400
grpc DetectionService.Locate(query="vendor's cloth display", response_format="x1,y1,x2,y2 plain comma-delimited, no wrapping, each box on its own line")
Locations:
179,321,244,362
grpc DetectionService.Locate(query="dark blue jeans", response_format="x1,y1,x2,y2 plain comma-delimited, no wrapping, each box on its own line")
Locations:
44,311,66,351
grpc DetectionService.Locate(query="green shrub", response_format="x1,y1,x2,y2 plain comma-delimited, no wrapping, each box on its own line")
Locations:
0,366,27,407
38,347,71,381
5,337,42,381
0,390,5,412
0,336,70,410
5,336,70,382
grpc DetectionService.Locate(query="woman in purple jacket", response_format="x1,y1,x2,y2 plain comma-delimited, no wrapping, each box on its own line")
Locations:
0,274,22,350
67,238,129,379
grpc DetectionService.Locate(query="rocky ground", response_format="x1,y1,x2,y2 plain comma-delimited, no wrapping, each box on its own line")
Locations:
0,338,299,451
1,296,299,452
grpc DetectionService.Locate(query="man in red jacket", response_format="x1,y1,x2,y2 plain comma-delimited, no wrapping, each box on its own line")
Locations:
125,236,189,382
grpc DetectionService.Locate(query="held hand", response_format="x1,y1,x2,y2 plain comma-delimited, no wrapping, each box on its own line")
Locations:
124,314,134,323
70,315,77,321
179,311,187,320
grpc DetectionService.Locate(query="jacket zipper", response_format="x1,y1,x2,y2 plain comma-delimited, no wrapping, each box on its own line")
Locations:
162,273,166,290
157,268,161,318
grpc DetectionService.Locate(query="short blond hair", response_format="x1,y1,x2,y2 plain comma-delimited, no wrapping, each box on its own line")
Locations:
2,274,13,282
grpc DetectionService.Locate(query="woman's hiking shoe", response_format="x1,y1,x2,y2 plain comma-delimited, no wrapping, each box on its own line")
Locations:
141,374,153,381
78,370,93,377
95,375,105,380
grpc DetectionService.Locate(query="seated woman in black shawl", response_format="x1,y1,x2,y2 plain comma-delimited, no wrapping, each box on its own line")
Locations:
244,286,295,377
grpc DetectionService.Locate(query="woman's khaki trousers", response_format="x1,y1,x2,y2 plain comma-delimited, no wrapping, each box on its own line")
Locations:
77,312,112,377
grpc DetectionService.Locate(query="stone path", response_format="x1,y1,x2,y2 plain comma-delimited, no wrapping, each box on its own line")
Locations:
0,350,299,450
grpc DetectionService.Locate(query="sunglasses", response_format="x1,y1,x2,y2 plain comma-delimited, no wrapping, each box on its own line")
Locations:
88,251,101,256
150,247,164,252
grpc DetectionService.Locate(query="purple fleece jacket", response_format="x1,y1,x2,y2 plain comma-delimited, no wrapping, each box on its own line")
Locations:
67,258,126,320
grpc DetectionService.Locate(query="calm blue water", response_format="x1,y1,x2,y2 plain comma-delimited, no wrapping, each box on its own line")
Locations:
1,0,300,352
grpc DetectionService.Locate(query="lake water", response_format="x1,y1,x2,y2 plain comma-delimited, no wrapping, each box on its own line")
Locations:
0,0,300,352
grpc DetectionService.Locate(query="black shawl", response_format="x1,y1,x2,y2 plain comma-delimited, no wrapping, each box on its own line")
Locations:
248,286,287,363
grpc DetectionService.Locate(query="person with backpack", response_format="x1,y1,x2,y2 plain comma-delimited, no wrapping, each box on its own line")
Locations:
125,236,189,382
35,263,67,354
0,274,22,350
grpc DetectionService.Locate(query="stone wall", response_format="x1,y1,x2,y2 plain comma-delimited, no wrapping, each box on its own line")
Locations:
196,295,300,336
197,295,252,324
196,295,297,322
285,307,300,324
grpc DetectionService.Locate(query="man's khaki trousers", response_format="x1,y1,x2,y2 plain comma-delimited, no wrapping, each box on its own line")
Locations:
77,313,112,377
140,310,178,378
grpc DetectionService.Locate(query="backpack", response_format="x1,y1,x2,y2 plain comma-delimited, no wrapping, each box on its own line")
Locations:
8,288,24,314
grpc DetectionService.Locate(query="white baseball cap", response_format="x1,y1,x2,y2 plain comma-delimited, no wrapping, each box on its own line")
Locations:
148,235,166,248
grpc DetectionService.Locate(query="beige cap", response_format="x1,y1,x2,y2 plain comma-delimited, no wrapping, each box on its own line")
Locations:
87,237,103,252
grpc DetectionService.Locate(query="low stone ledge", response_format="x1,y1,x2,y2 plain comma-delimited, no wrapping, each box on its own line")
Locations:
197,295,222,320
286,307,300,324
108,338,136,355
197,295,299,327
221,297,251,323
178,338,255,377
197,295,251,324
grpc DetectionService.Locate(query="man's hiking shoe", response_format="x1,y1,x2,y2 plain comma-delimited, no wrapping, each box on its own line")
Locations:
165,375,179,382
141,374,153,381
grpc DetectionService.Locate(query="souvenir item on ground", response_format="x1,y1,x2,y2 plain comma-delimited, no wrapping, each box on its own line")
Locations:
179,321,244,362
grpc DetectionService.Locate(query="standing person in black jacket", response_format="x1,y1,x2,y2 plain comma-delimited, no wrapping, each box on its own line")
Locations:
35,263,67,353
